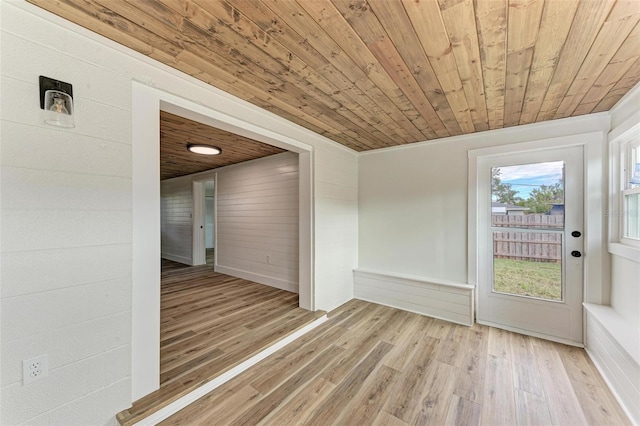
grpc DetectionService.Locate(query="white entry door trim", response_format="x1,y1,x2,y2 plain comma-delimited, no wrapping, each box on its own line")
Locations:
477,146,584,345
468,131,608,345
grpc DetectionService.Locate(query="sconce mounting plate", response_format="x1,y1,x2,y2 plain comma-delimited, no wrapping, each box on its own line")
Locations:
39,76,73,109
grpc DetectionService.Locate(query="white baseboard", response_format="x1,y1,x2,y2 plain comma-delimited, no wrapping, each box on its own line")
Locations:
584,306,639,425
215,265,299,293
161,253,192,265
353,268,474,326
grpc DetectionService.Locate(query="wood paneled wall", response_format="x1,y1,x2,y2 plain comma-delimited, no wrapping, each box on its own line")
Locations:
216,152,300,293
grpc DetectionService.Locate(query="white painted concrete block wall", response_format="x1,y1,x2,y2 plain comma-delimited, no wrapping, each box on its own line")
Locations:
216,152,300,292
161,176,193,265
1,2,132,424
1,1,358,422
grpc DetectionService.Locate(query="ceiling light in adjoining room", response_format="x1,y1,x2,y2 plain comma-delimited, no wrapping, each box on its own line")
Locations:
187,143,222,155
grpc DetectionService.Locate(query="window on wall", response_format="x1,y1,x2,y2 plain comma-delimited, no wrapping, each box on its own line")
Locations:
610,121,640,260
622,140,640,241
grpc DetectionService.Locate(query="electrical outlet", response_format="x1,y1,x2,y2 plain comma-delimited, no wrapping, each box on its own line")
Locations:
23,354,48,385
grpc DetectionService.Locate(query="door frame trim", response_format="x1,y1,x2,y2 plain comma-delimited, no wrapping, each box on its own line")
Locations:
132,82,315,402
476,145,584,343
468,131,608,334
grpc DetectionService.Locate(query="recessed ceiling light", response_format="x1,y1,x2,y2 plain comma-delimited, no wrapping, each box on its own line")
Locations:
187,143,222,155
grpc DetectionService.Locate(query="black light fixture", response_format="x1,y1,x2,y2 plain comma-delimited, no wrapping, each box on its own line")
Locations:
187,143,222,155
39,76,75,128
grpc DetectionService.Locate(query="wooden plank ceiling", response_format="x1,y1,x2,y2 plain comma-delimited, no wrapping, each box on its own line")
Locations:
160,111,284,180
30,0,640,152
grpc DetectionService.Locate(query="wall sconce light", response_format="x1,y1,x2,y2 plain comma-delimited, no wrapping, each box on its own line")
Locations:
187,143,222,155
39,76,75,128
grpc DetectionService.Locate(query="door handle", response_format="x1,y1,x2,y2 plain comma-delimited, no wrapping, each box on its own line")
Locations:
571,231,581,238
571,250,582,258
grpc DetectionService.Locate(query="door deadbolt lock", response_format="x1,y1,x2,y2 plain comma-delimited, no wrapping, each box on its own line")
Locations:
571,231,581,238
571,250,582,258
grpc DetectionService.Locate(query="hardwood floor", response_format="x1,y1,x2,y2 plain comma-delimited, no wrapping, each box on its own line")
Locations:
160,299,630,426
117,260,322,425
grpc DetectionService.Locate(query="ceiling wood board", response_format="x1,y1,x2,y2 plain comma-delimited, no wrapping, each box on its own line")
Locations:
29,0,640,152
160,111,285,180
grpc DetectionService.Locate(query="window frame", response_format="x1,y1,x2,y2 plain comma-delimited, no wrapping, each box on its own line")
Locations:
609,118,640,261
622,140,640,243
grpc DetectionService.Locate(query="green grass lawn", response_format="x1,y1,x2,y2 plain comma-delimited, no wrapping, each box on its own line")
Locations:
493,258,562,300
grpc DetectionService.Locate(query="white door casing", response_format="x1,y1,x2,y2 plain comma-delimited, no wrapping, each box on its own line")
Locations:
476,146,584,345
132,82,315,401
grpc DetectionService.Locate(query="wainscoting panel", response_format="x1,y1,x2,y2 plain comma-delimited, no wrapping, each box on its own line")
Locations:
584,304,639,424
353,268,474,326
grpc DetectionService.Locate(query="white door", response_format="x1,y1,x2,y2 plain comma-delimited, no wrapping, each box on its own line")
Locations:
477,145,584,345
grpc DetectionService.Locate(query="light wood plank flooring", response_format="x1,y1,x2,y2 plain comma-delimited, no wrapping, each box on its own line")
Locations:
160,299,630,426
117,260,322,425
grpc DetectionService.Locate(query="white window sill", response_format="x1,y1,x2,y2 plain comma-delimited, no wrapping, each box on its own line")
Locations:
609,242,640,263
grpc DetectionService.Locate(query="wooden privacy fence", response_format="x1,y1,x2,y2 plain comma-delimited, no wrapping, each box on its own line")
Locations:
492,214,563,229
492,215,563,263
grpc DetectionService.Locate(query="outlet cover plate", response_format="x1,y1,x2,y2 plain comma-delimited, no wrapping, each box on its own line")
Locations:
23,354,48,385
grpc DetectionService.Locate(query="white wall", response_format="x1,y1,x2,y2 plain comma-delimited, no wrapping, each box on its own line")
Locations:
585,83,640,424
610,255,640,327
0,1,358,422
314,148,358,310
161,152,300,291
160,176,193,265
216,152,300,293
359,114,610,286
1,2,132,424
608,84,640,327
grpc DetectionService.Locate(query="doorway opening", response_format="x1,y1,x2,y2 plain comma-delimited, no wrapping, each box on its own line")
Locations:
132,82,315,403
204,180,215,266
153,107,309,415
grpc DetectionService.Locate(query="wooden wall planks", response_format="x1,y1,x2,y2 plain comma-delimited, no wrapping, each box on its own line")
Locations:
28,0,640,152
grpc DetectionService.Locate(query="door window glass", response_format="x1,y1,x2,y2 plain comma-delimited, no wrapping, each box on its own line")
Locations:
491,161,565,301
491,161,564,229
492,231,562,301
